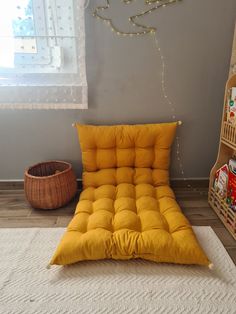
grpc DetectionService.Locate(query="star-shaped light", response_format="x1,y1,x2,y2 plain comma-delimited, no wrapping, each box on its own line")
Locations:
93,0,182,36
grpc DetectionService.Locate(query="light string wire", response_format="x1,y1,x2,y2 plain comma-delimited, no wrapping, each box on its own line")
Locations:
152,35,204,194
93,0,205,194
152,34,189,186
84,0,90,9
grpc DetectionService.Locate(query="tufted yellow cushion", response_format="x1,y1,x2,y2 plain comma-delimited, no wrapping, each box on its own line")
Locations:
50,123,210,266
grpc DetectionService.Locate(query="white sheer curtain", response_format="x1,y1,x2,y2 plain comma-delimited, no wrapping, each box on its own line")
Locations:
0,0,87,109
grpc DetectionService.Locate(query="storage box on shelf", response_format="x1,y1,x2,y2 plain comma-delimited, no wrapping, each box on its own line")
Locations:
209,74,236,241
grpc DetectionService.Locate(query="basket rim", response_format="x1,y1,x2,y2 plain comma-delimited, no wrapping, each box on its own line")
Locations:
24,160,73,180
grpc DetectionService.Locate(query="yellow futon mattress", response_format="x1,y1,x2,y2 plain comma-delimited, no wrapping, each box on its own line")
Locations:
50,123,210,267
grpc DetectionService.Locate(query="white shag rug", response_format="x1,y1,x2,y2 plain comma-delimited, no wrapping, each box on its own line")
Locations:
0,227,235,314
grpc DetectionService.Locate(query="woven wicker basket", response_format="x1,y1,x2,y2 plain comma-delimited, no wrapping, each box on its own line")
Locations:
24,161,77,209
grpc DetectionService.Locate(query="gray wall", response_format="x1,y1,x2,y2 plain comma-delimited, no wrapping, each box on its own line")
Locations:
0,0,236,180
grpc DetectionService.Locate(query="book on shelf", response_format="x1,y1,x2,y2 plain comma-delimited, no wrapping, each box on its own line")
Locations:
214,164,229,198
214,159,236,212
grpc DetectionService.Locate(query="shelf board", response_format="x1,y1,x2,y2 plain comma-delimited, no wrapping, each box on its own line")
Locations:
221,139,236,151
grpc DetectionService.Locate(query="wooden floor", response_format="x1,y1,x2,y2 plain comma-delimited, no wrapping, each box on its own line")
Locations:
0,187,236,265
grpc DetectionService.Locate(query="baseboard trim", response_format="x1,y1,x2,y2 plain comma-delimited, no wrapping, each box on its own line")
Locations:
0,178,209,190
0,181,24,190
170,178,209,188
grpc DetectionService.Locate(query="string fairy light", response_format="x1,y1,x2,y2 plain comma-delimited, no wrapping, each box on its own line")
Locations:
84,0,90,9
92,0,205,194
152,32,191,188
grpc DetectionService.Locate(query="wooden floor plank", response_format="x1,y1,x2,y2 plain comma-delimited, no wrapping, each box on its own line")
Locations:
0,217,57,227
178,199,210,208
30,207,75,217
212,227,236,247
29,197,78,217
182,207,218,220
188,219,224,228
0,208,30,217
226,248,236,264
56,216,73,227
0,190,24,195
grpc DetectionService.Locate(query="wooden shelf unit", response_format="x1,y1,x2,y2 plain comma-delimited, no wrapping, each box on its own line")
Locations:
209,75,236,240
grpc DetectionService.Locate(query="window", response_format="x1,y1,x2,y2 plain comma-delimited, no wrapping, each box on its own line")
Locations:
0,0,87,109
